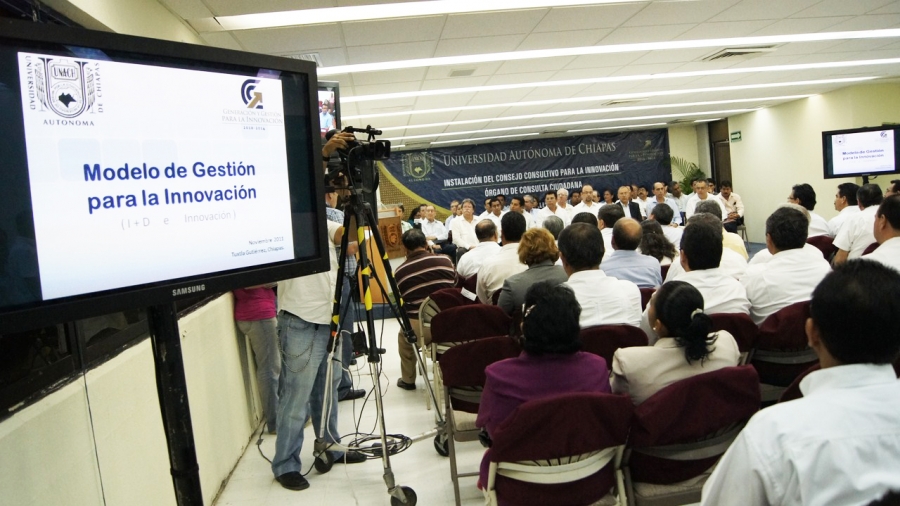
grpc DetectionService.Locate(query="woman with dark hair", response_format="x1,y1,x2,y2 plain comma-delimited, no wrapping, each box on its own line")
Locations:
603,189,615,204
640,219,677,266
611,281,739,404
476,281,611,483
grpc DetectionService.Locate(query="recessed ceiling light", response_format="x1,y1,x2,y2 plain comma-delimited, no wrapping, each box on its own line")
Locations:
567,122,668,133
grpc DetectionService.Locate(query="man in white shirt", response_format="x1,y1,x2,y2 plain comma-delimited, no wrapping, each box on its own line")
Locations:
717,180,744,234
741,206,831,325
649,203,684,251
450,198,479,252
421,205,456,259
834,183,884,265
456,220,501,279
827,182,860,237
645,181,682,226
483,197,504,234
556,187,572,221
598,204,625,261
523,194,540,219
444,199,460,230
702,261,900,506
476,212,527,304
866,194,900,272
570,189,582,207
669,180,690,218
572,183,602,217
509,195,535,229
789,183,830,237
536,190,570,227
634,185,650,219
477,197,492,220
559,222,642,328
685,179,727,220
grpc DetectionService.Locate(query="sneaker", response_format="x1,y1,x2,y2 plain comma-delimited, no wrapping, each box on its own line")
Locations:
339,389,366,402
396,378,416,391
331,451,367,464
275,472,309,491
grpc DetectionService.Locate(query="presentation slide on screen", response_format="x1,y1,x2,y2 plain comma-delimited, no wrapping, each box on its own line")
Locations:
831,129,896,176
17,52,297,300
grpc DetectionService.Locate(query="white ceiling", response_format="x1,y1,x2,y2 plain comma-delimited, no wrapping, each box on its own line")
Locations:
160,0,900,148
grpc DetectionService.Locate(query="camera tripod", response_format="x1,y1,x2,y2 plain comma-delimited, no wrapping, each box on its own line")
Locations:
312,182,445,506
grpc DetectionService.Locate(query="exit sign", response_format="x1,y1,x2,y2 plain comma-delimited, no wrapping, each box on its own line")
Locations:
730,131,742,142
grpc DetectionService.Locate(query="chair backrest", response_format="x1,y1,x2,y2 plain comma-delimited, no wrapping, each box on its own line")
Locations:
639,287,655,310
627,365,760,484
778,362,821,403
709,312,758,352
862,241,880,256
488,392,634,506
753,300,816,386
429,287,474,310
806,235,837,261
462,273,478,293
431,304,511,350
439,336,521,413
580,325,649,366
660,264,670,281
491,288,502,305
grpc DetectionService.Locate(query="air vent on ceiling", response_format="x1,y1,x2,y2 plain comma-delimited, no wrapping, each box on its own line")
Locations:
448,68,476,78
667,119,692,125
602,98,647,106
541,129,568,135
701,45,777,62
287,53,323,67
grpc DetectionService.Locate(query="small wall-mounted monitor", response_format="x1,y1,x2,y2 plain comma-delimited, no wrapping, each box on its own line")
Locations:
823,125,900,180
318,81,340,138
0,19,328,333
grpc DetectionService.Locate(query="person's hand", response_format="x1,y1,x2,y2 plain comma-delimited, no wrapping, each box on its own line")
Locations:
322,131,356,158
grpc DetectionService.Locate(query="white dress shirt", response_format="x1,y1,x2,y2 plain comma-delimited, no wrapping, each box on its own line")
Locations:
646,197,683,225
444,214,456,230
673,193,690,213
450,215,479,249
662,225,684,250
644,267,750,344
476,242,526,303
536,205,571,227
826,205,859,238
572,201,601,217
701,363,900,506
685,194,727,220
833,205,878,259
516,210,536,229
864,236,900,272
807,211,831,238
611,332,740,405
421,218,448,242
748,243,821,266
456,240,501,279
664,248,748,283
718,192,745,218
740,248,832,325
482,212,504,235
635,197,650,218
564,270,642,328
600,228,614,262
278,220,340,324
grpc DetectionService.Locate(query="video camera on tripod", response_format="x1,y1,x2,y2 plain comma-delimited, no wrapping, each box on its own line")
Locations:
325,125,391,194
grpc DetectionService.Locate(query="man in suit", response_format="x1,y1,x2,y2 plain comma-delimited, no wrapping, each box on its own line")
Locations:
617,186,642,220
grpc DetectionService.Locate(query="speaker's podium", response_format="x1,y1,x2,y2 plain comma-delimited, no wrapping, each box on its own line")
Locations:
356,206,406,305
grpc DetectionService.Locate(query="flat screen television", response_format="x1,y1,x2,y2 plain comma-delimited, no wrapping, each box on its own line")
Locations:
0,19,328,333
318,81,340,138
823,125,900,180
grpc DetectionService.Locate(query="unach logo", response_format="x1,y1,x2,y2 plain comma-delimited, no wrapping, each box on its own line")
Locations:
35,57,96,118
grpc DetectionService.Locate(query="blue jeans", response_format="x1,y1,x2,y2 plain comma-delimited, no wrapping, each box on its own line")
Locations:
237,318,280,433
272,311,342,477
338,274,355,396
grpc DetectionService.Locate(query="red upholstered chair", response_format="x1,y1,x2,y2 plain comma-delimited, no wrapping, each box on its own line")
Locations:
752,300,817,402
462,274,478,297
417,288,475,410
580,325,649,367
778,362,821,403
862,242,880,256
491,289,502,305
439,337,522,506
485,392,634,506
623,366,761,506
639,288,655,310
709,313,759,363
806,235,837,261
660,264,670,281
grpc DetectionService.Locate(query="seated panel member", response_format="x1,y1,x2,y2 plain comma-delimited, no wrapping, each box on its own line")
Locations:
535,190,570,227
450,198,480,252
701,260,900,505
559,223,642,328
611,281,740,405
741,206,831,325
685,179,727,220
645,181,682,226
572,183,601,217
717,180,744,234
421,204,456,260
616,185,642,220
601,218,663,288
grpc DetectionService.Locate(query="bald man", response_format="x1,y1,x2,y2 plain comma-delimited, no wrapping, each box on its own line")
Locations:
573,184,601,217
600,218,663,288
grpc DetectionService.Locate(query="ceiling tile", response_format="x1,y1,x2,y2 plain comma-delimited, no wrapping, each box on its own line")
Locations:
347,40,438,64
622,0,740,27
482,70,567,86
674,20,777,40
466,88,537,105
424,62,503,79
351,80,422,96
350,68,427,86
748,16,854,35
515,29,611,51
415,93,478,108
600,24,697,45
709,0,821,22
791,0,896,18
204,0,334,16
495,57,577,75
563,52,649,70
232,25,343,53
869,1,900,14
608,62,686,77
441,9,547,39
420,76,491,90
158,0,213,19
817,13,900,30
341,16,444,46
549,67,620,81
814,39,898,53
433,35,527,57
533,4,646,32
629,48,719,66
199,32,244,51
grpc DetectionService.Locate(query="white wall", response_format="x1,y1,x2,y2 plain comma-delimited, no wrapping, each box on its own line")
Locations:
0,293,261,506
728,82,900,242
41,0,204,44
667,124,703,181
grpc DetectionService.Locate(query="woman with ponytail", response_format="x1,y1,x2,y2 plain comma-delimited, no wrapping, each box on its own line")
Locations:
610,281,740,404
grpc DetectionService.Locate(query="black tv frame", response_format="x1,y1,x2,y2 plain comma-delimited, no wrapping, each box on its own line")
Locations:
822,124,900,181
0,19,329,334
318,80,341,137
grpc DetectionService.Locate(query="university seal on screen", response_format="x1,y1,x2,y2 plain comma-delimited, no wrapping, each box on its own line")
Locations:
34,57,97,119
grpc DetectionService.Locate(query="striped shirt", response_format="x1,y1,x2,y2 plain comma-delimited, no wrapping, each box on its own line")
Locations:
395,250,457,319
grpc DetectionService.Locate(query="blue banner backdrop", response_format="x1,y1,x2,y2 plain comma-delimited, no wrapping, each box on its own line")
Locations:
380,130,670,213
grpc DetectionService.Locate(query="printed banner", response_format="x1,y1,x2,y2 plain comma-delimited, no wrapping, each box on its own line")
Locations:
381,130,670,212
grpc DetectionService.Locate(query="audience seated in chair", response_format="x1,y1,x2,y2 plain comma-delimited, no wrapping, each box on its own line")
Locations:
834,183,884,265
559,223,642,328
450,198,481,255
701,260,900,505
639,219,677,267
497,228,568,315
612,281,740,405
864,194,900,273
394,229,457,391
664,212,747,282
598,203,626,261
741,206,831,325
827,182,860,238
601,218,663,288
718,180,744,234
456,219,500,279
750,204,825,265
649,200,684,251
788,183,830,238
477,212,527,304
540,215,564,241
695,199,748,260
475,281,612,488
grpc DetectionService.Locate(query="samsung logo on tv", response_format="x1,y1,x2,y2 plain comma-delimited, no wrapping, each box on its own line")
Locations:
172,284,206,297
